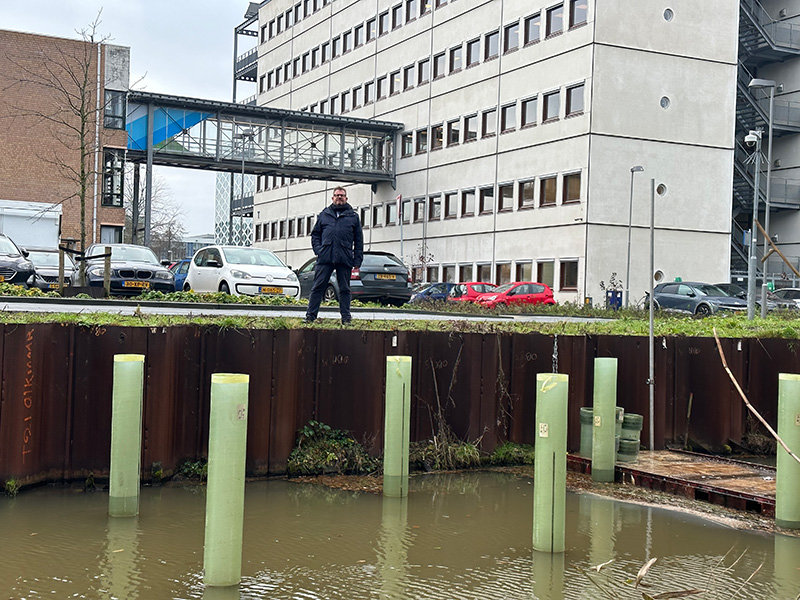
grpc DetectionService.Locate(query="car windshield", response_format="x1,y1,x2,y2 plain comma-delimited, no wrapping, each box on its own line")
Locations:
473,284,496,293
28,250,74,268
694,284,728,297
0,237,21,256
87,246,159,265
362,253,404,267
493,283,514,293
222,247,284,267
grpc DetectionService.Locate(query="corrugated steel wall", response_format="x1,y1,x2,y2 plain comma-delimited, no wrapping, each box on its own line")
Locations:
0,324,795,485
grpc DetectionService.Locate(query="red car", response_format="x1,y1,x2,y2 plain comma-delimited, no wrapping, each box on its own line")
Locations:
476,281,556,309
448,281,496,303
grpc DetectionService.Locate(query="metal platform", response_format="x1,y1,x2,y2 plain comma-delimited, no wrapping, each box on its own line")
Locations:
568,450,776,517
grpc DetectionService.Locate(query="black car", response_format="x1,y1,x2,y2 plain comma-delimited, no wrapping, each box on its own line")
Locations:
653,281,747,316
28,248,76,291
0,234,35,287
72,243,174,295
296,251,412,306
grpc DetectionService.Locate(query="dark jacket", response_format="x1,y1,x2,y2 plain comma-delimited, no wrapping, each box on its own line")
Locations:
311,203,364,267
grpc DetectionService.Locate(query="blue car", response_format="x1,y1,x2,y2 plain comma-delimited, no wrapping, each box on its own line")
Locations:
410,282,457,303
169,258,191,291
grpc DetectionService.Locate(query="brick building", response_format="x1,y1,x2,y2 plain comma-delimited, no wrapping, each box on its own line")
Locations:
0,29,129,248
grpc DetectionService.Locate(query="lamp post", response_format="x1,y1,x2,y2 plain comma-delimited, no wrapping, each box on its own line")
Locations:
232,130,255,246
749,78,776,318
648,178,667,451
625,166,645,308
745,129,763,320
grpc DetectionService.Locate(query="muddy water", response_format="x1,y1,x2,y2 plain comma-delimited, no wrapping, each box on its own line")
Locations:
1,472,797,599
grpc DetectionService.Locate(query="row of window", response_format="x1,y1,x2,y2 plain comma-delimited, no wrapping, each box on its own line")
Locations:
254,171,581,243
260,0,588,98
420,258,579,291
400,84,584,157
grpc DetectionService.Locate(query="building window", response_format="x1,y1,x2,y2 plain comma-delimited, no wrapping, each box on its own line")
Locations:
303,0,312,17
461,189,475,216
464,114,478,141
401,199,411,223
100,225,123,244
426,266,439,283
501,103,516,132
332,36,341,57
459,265,472,281
321,43,330,63
306,215,314,232
386,201,397,226
288,219,296,237
102,150,124,207
450,46,463,72
516,261,532,281
543,90,560,121
525,13,541,44
504,22,519,53
433,52,446,79
372,204,384,227
569,0,588,27
442,265,456,282
390,70,402,94
479,187,494,214
377,76,388,99
560,259,578,290
320,99,328,113
428,195,441,220
293,58,301,77
447,119,460,145
298,217,305,237
402,133,413,156
276,14,283,33
540,176,557,206
436,0,447,6
267,72,274,89
392,4,403,28
279,220,286,239
104,90,125,129
341,91,351,112
566,83,584,116
466,38,480,67
563,172,581,203
482,108,496,137
431,124,443,150
416,128,428,153
521,97,538,127
444,192,457,218
404,65,415,89
477,263,492,282
343,30,352,52
379,11,390,35
258,75,265,94
496,263,511,285
352,86,362,108
364,81,375,104
255,224,262,242
366,18,377,41
418,58,430,84
546,3,564,37
406,0,418,21
311,47,320,67
271,222,278,239
519,180,535,209
498,183,513,211
414,198,426,222
538,260,554,287
359,207,370,228
354,24,364,47
485,30,499,60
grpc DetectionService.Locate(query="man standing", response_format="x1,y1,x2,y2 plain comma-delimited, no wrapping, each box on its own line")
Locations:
305,186,363,324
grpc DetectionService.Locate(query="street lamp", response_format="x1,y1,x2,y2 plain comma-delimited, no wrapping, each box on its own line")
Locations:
232,130,255,245
749,78,776,318
648,178,667,452
744,128,764,320
625,165,645,308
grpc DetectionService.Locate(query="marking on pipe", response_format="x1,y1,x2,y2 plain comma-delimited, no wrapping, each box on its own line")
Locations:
22,329,34,464
795,414,800,427
539,422,549,438
594,415,602,427
539,375,558,393
237,404,247,421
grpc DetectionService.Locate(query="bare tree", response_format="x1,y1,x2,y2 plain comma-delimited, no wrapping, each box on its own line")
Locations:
0,14,109,284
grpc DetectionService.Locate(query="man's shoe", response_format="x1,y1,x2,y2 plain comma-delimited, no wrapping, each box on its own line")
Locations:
341,317,352,325
303,316,316,323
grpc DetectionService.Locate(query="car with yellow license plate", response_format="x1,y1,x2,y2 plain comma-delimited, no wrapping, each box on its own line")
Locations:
72,243,175,296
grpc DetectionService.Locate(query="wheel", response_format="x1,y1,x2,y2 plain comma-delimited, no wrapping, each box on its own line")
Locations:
323,285,337,301
183,282,191,292
695,303,712,316
219,281,230,294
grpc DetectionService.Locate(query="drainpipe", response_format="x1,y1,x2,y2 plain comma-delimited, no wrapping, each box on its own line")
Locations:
92,42,102,244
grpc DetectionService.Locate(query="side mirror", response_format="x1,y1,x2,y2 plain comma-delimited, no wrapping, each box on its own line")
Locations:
20,248,29,258
687,292,696,298
206,260,221,268
160,259,171,266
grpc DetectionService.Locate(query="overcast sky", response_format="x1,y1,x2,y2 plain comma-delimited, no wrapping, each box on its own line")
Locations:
2,0,257,236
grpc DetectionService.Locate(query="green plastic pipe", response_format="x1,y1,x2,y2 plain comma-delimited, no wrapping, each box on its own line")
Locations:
203,373,250,587
776,373,800,529
774,533,800,596
109,354,145,517
591,358,618,482
533,372,569,553
378,496,409,598
383,356,412,497
588,496,616,570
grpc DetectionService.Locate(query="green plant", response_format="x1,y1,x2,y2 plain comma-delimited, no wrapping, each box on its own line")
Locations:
151,461,164,483
288,420,378,476
178,459,208,481
84,472,96,492
489,442,535,465
4,478,20,497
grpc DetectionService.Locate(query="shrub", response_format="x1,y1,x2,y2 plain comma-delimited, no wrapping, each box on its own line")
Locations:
489,442,535,465
287,420,378,476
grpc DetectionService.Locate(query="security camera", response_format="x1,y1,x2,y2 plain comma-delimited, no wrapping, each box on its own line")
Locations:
744,131,761,147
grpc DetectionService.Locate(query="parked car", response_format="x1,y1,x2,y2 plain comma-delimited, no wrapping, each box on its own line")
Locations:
714,282,796,311
0,234,35,288
169,258,191,292
71,243,175,295
27,248,75,291
653,281,747,315
410,282,457,303
476,281,556,309
448,282,496,303
185,245,300,298
296,250,412,306
771,287,800,309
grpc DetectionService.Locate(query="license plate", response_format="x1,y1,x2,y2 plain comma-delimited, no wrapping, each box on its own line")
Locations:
48,283,60,289
260,286,283,294
123,281,150,288
376,274,396,280
0,276,5,282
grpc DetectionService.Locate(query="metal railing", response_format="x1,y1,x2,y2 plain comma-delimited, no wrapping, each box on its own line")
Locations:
737,63,800,130
734,140,800,209
235,47,258,74
741,0,800,50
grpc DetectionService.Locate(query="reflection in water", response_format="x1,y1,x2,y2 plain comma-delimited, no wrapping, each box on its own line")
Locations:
532,550,564,599
377,497,411,599
774,533,800,599
203,584,243,600
102,516,141,600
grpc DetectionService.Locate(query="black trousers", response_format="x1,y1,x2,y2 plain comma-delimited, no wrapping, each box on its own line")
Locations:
305,263,353,320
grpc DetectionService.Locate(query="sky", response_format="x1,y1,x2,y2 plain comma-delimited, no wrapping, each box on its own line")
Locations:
2,0,257,236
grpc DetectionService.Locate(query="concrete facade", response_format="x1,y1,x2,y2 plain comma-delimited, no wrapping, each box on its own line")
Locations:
249,0,737,303
0,30,128,249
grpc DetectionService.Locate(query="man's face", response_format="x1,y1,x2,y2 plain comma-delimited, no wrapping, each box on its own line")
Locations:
332,190,347,205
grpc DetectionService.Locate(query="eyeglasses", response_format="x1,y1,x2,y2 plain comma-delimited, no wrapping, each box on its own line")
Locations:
333,193,347,197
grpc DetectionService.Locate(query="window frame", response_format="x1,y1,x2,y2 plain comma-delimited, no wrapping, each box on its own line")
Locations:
418,58,430,84
504,22,519,53
566,83,585,117
559,259,579,291
518,179,535,209
482,108,497,137
485,30,499,60
464,114,478,142
539,175,557,207
562,171,581,204
546,3,564,38
543,89,560,122
501,103,516,132
524,13,541,45
466,38,481,67
461,188,475,217
479,186,494,215
498,182,514,212
433,52,446,79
